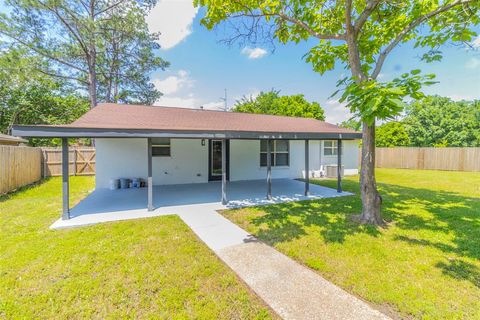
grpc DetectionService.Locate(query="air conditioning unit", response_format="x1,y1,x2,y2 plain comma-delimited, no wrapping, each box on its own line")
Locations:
325,165,344,178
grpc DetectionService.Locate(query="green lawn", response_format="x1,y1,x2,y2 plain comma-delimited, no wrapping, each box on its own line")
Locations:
222,169,480,319
0,177,273,319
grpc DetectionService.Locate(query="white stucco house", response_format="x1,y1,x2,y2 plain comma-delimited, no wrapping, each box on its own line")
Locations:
13,103,361,225
95,136,359,188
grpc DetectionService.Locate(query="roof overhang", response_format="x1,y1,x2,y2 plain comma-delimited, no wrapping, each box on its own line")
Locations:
0,136,27,144
12,125,362,140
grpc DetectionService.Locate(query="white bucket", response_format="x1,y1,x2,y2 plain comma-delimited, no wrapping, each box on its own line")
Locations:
109,179,120,190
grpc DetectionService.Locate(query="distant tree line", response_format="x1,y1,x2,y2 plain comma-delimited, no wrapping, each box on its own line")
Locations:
233,90,325,121
341,95,480,147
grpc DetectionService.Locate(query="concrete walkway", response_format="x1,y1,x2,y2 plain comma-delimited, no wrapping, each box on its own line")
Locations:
178,208,390,320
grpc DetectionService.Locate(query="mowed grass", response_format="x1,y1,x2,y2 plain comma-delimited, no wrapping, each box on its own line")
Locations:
222,169,480,319
0,177,273,319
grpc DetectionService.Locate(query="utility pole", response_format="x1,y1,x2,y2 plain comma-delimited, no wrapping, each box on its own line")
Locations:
220,88,227,111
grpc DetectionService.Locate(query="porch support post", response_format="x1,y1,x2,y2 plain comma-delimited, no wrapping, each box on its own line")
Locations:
304,139,310,196
266,139,272,200
221,138,227,205
147,138,153,211
337,139,342,193
61,138,70,220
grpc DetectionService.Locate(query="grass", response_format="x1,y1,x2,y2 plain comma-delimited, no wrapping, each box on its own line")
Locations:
0,177,274,319
222,168,480,319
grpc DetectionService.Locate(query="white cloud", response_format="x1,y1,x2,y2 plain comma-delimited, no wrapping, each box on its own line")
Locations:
147,0,199,50
465,57,480,69
448,94,473,102
324,99,352,124
153,70,197,107
156,95,197,108
152,70,232,110
201,89,261,111
153,70,193,95
201,101,225,110
241,47,268,59
232,88,261,104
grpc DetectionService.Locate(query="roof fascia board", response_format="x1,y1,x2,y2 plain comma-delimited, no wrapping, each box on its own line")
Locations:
12,125,362,140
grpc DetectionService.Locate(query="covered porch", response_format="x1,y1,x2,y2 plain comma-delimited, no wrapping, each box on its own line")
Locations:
51,178,352,229
52,136,346,226
12,103,362,229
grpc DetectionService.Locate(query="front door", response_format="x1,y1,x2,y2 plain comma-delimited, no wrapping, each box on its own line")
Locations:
208,139,229,181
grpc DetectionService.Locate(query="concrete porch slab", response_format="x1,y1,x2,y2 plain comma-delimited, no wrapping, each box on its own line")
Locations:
51,179,352,229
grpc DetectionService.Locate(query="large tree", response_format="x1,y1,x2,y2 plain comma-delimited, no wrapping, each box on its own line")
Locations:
0,0,168,108
404,96,480,147
233,90,325,120
196,0,480,225
0,49,89,145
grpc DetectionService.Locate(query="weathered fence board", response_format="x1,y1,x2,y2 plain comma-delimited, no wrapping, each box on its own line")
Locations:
374,147,480,172
41,147,95,177
0,146,42,194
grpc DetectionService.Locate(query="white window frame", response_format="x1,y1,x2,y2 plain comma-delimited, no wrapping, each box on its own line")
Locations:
151,138,171,157
323,140,343,156
260,140,290,167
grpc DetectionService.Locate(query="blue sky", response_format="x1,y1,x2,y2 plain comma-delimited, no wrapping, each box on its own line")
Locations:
147,2,480,124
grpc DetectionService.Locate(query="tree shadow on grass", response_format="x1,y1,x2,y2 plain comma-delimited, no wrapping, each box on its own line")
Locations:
244,178,480,288
249,181,381,245
0,177,51,203
382,183,480,261
436,259,480,288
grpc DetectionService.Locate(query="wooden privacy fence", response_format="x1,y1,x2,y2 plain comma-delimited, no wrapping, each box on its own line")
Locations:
0,146,42,194
374,147,480,172
41,147,96,177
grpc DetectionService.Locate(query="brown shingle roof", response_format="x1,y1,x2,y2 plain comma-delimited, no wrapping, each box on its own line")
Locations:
0,133,28,145
67,103,357,135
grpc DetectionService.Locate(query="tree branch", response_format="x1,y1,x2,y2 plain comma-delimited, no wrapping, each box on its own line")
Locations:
0,30,88,73
345,0,353,31
36,68,88,84
94,0,127,17
277,12,346,40
371,0,476,78
227,0,346,41
354,0,382,34
51,7,90,56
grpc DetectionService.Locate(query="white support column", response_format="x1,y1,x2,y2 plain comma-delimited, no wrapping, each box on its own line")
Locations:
305,139,310,196
221,139,227,205
266,139,272,200
337,139,342,193
61,138,70,220
147,138,153,211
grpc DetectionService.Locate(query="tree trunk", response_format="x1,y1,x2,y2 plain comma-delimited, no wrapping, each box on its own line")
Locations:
88,71,97,108
87,48,97,108
88,0,97,109
106,75,113,103
345,8,383,225
359,121,383,225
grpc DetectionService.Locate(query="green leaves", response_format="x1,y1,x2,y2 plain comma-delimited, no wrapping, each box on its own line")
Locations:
232,90,325,120
376,121,410,147
404,96,480,147
336,71,437,125
305,42,348,74
0,49,89,145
